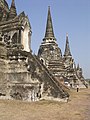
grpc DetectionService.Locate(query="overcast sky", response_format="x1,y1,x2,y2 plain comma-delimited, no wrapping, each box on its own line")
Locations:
7,0,90,78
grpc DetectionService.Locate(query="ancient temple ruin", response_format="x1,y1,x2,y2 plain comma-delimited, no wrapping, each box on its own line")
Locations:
38,7,87,88
0,0,69,102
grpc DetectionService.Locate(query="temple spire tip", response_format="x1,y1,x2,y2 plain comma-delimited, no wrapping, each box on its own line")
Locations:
66,33,68,37
44,6,56,41
64,33,72,56
9,0,17,20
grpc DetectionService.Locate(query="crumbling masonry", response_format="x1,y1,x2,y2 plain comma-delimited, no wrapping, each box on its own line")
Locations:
0,0,87,102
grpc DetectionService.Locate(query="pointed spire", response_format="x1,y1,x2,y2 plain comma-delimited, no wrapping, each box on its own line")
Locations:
44,6,56,41
64,33,71,56
9,0,17,20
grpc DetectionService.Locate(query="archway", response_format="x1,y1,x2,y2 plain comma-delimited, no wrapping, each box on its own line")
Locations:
12,32,17,44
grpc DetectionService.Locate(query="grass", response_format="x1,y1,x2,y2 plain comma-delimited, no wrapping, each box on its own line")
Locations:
0,88,90,120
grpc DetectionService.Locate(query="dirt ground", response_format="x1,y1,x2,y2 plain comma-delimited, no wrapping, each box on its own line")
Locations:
0,88,90,120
